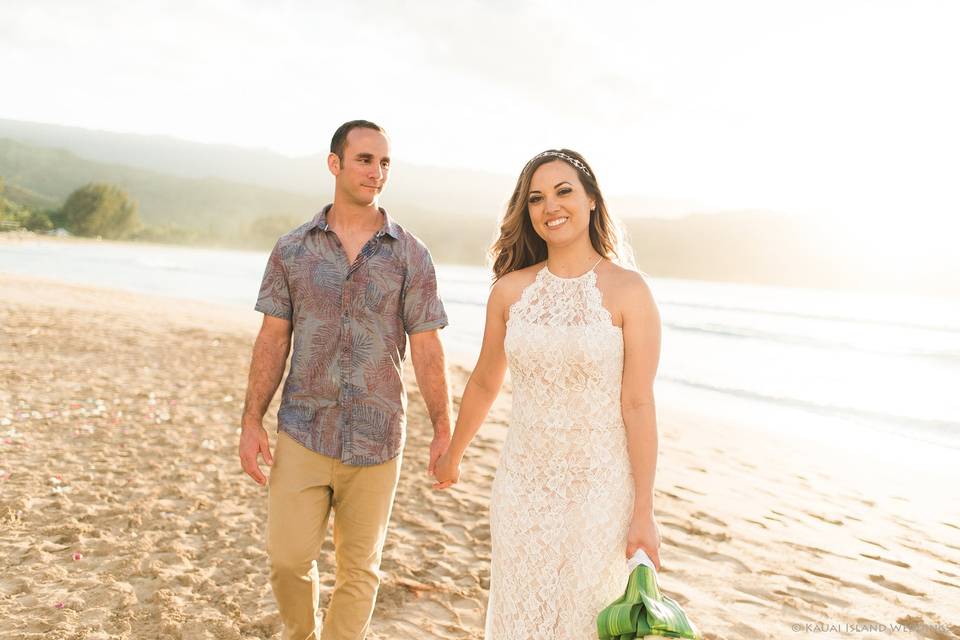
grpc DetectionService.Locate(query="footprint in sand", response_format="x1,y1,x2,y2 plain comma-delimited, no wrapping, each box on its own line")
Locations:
868,574,925,597
781,541,856,561
729,621,766,638
472,523,490,541
671,540,748,572
770,509,804,524
806,512,844,526
673,484,706,496
859,553,910,568
933,579,960,590
900,542,960,567
451,596,481,611
656,490,690,503
858,537,888,550
733,597,774,609
661,520,730,543
734,584,773,604
781,586,851,608
441,523,471,544
692,511,726,527
801,568,877,594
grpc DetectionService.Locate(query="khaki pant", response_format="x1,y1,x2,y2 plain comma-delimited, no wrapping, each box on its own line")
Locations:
268,432,402,640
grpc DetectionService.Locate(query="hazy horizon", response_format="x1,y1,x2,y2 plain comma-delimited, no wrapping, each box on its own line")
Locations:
2,4,957,198
3,0,959,278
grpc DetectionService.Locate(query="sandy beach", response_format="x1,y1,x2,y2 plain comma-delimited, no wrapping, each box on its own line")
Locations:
1,272,959,640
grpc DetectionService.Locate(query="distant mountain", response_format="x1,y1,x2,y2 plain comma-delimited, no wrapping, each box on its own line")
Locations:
0,179,57,210
0,118,700,220
0,118,327,191
0,138,318,230
0,118,513,219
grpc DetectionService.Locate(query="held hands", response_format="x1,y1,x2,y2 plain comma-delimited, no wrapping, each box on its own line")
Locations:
427,431,451,478
238,422,273,486
432,450,461,490
626,507,662,571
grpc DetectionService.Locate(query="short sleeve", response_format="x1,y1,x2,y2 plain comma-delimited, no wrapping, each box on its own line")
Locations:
254,241,293,320
402,237,448,334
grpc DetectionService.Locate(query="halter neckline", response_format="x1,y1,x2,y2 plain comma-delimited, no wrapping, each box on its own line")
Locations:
542,256,605,281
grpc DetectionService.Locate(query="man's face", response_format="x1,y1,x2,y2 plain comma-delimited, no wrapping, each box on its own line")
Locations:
330,128,391,205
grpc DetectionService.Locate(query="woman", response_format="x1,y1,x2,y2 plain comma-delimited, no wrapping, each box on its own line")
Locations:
433,149,663,638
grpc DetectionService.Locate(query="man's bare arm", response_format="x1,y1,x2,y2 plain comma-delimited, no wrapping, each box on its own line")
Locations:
239,315,292,485
409,329,452,476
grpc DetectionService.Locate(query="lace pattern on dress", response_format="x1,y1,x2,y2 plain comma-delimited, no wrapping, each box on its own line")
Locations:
486,265,635,639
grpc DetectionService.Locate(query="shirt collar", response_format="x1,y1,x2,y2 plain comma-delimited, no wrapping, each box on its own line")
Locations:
310,204,400,240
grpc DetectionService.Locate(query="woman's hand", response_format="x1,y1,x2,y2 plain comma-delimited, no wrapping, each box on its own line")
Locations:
432,451,461,490
626,507,662,570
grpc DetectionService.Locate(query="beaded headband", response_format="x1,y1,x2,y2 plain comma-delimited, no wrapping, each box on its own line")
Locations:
527,150,592,178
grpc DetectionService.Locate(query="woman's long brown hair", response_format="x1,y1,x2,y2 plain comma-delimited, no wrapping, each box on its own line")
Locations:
489,149,632,282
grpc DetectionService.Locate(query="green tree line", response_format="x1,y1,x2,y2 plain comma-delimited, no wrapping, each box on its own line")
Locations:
0,178,310,247
1,179,140,239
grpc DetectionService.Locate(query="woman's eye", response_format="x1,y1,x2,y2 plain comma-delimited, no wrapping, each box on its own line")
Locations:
527,195,543,204
558,188,572,196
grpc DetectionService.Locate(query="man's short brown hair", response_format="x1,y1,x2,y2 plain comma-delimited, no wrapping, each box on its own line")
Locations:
330,120,387,161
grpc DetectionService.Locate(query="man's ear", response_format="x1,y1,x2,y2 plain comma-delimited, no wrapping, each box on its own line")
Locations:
327,152,341,176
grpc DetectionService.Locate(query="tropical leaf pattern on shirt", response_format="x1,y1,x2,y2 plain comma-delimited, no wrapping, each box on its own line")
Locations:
254,205,447,466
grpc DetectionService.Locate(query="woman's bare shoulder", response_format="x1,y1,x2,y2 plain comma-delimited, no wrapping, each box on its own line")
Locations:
599,262,656,310
492,263,541,295
490,263,543,312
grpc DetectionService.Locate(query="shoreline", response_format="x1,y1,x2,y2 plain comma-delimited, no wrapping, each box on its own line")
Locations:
2,274,960,639
0,229,486,269
5,230,960,301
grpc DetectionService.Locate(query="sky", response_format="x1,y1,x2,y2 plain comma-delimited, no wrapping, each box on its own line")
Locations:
1,0,958,254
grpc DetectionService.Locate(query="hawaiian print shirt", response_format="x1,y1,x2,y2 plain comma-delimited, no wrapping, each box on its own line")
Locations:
255,205,448,465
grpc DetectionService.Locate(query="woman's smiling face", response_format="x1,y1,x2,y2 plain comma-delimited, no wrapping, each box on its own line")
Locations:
527,160,596,247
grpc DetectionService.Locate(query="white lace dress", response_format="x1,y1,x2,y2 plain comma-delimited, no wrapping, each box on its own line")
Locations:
485,264,635,639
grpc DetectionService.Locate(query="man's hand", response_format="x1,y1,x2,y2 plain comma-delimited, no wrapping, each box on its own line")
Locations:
239,423,274,486
409,330,453,477
239,315,289,486
428,430,450,477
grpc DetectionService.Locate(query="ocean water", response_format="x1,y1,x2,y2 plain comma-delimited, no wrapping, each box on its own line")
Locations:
4,238,959,453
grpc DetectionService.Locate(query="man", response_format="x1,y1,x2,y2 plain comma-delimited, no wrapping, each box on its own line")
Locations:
238,120,451,640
